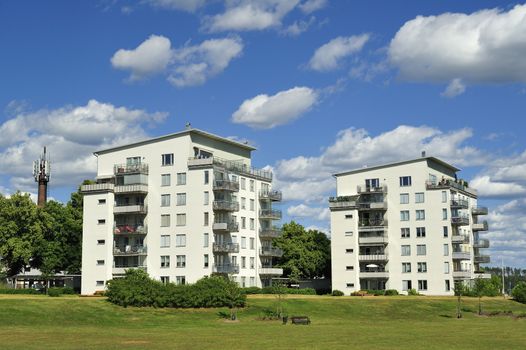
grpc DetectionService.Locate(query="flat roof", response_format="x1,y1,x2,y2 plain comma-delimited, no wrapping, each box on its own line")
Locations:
94,127,256,155
333,157,460,177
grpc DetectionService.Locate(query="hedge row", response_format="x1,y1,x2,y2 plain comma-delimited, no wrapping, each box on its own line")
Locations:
0,288,41,295
240,286,317,295
106,269,246,308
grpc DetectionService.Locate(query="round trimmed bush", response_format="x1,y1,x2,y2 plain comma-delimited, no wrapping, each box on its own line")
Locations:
332,290,344,296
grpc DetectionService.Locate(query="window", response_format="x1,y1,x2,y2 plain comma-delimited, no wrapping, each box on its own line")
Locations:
416,227,426,238
161,276,170,284
176,214,186,226
161,194,171,207
401,245,411,256
204,212,209,226
204,170,209,185
250,257,255,269
400,193,409,204
400,176,412,187
162,153,174,166
415,192,424,203
177,172,186,185
365,178,380,189
417,244,426,256
203,233,209,247
346,266,354,271
250,199,255,211
250,218,255,230
98,199,106,205
241,178,246,190
241,197,246,209
98,219,106,224
204,254,209,268
401,228,410,238
176,276,186,285
249,180,255,192
250,277,255,286
241,217,246,229
176,255,186,268
402,262,411,273
400,210,410,221
97,239,105,245
161,255,170,268
161,174,171,186
445,280,451,292
176,193,186,206
417,262,427,273
160,235,170,248
346,283,355,288
402,280,412,291
161,214,170,227
442,191,447,203
429,174,437,185
416,210,425,220
443,226,449,238
96,260,105,266
250,237,255,250
345,214,353,219
175,234,186,247
96,281,104,286
442,209,448,220
345,231,353,236
241,236,247,249
241,256,246,268
443,244,449,256
444,262,450,274
241,276,246,288
204,191,209,205
345,248,354,253
418,280,428,291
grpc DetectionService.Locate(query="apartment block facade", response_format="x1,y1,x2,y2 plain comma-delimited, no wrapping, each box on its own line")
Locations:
81,128,282,295
330,157,490,295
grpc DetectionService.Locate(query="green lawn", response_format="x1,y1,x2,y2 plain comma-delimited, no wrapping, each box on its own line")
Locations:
0,294,525,349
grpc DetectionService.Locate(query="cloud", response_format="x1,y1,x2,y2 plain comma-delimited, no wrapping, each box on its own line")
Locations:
231,86,318,129
308,34,370,71
470,176,526,198
388,4,526,92
299,0,327,14
441,78,466,98
202,0,300,32
111,35,173,80
146,0,206,12
0,100,167,192
111,36,243,87
287,203,330,221
281,16,316,36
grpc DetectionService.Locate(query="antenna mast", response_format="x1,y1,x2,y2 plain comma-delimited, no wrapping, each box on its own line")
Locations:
33,147,50,206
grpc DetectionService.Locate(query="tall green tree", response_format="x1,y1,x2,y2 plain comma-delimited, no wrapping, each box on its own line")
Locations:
274,221,331,280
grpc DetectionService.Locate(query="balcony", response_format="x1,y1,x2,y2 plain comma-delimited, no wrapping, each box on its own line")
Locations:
213,221,239,232
358,234,388,245
114,224,147,235
472,221,488,231
213,200,240,212
450,199,469,209
357,184,387,194
472,207,488,216
451,216,469,226
188,156,273,181
113,205,147,215
359,270,389,279
358,201,388,211
259,267,283,276
260,247,284,257
358,219,388,232
113,245,147,256
329,196,358,210
452,251,471,260
452,270,472,279
474,272,492,279
114,184,148,194
259,190,282,202
259,209,282,220
259,227,282,239
358,254,388,261
213,179,239,192
425,179,477,196
474,255,491,264
473,239,490,249
114,163,148,175
112,265,147,275
212,242,240,254
451,235,470,244
213,264,240,274
81,183,114,193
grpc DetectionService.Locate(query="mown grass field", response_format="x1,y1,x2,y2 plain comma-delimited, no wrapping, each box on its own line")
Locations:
0,294,525,349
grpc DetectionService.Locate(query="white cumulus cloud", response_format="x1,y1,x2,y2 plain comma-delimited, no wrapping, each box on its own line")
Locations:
441,78,466,98
146,0,206,12
231,86,318,129
308,34,370,71
299,0,327,14
287,203,330,221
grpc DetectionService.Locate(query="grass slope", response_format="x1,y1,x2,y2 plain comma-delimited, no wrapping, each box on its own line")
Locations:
0,295,525,349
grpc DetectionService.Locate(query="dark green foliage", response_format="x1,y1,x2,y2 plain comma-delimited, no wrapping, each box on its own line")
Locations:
384,289,399,296
47,287,62,297
408,288,420,296
240,287,262,294
0,288,40,294
512,282,526,303
106,269,246,308
483,266,526,294
456,276,502,297
331,290,344,296
240,286,316,295
61,286,75,295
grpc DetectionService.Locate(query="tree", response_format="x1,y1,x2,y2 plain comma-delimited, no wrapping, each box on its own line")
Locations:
274,221,331,280
473,277,484,315
512,281,526,303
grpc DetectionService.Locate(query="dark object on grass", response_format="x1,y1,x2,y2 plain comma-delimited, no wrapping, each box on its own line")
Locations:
291,316,311,325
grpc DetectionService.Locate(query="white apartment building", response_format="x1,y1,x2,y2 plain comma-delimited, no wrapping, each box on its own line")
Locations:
80,127,282,295
330,156,490,295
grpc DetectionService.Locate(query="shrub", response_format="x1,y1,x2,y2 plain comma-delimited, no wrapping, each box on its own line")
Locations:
332,290,344,296
408,289,419,296
366,289,385,296
350,290,368,296
384,289,399,296
241,287,262,294
47,287,62,297
61,286,76,295
0,288,40,295
512,282,526,303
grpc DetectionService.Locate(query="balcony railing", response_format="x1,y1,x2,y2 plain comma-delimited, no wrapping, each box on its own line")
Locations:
259,209,282,220
259,267,283,276
473,239,490,249
472,207,488,216
472,221,488,231
358,254,388,261
357,184,387,194
113,245,147,256
474,255,491,264
212,242,240,254
81,183,114,193
358,234,388,245
359,270,389,279
450,199,469,209
451,235,470,244
260,247,284,257
359,219,388,228
188,157,273,181
112,265,147,275
114,163,148,175
451,216,469,226
425,180,477,196
259,190,282,202
452,270,472,279
113,205,147,215
213,264,240,274
213,180,240,192
213,200,240,212
329,196,358,210
212,221,239,232
114,224,147,235
114,184,148,194
452,251,471,260
357,201,388,211
259,227,282,238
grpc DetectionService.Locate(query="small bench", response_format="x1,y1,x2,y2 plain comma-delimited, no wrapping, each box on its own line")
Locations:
290,316,311,325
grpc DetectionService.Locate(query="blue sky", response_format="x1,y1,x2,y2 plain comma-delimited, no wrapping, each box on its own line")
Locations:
1,0,526,267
